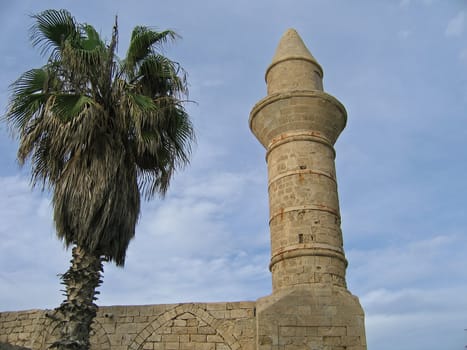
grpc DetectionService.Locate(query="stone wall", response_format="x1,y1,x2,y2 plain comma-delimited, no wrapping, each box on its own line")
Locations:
0,302,256,350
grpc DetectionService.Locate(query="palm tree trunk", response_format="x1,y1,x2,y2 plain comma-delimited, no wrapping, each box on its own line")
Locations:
51,246,103,350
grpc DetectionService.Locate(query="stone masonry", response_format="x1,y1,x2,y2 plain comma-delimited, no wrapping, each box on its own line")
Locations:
0,303,255,350
250,28,366,350
0,29,367,350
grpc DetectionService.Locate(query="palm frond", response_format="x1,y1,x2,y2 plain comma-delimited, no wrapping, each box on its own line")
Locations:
16,105,67,185
53,141,140,266
138,54,187,97
127,92,158,112
81,24,104,51
30,9,79,58
50,94,97,122
64,33,105,69
125,27,177,73
6,68,50,130
134,98,194,198
60,32,106,88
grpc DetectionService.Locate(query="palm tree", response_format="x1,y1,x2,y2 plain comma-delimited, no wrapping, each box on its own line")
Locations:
5,9,195,350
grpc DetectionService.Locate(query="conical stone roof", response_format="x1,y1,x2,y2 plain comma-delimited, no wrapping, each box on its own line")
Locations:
265,28,324,94
269,28,320,68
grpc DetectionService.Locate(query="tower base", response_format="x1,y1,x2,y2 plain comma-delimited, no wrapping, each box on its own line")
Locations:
256,285,366,350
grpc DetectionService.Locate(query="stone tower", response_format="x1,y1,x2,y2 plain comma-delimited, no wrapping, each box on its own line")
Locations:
250,29,367,349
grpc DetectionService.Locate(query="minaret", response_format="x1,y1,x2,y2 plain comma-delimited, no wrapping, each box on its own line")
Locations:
250,29,366,350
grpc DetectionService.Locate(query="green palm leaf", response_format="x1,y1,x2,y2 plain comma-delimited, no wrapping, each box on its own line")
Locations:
138,54,187,97
125,27,177,73
30,9,79,58
50,94,96,122
7,68,49,130
128,92,158,112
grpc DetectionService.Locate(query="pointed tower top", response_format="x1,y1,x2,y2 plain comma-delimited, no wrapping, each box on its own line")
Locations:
265,29,324,94
270,28,320,68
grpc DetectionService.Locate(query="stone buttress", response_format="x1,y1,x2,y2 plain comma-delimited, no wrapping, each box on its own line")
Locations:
250,29,367,350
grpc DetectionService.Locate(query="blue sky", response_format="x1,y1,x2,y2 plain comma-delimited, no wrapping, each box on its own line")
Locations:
0,1,466,349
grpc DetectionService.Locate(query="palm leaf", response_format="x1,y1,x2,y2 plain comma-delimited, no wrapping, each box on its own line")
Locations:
7,68,50,130
138,54,187,97
81,24,104,50
128,92,157,112
50,94,96,122
125,27,177,73
30,9,79,58
75,24,106,67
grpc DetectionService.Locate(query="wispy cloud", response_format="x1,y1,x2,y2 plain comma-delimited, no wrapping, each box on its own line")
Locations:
0,169,271,310
445,11,465,37
0,176,69,310
399,0,437,9
348,234,467,350
399,0,411,8
460,47,467,61
99,169,271,305
398,30,411,39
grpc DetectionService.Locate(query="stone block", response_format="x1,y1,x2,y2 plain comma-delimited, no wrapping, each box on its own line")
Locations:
162,334,179,343
209,310,226,319
230,309,251,319
134,316,149,323
190,334,207,342
170,326,187,335
166,342,180,350
194,343,215,350
318,326,346,336
180,343,195,350
116,322,138,334
323,336,342,345
142,342,154,350
139,306,159,317
173,319,187,327
179,334,189,343
207,334,223,343
215,344,230,350
198,327,216,335
124,308,141,317
186,318,198,327
206,303,227,311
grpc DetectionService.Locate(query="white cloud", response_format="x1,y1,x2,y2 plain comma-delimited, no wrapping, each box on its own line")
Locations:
399,0,437,8
0,176,69,310
399,0,411,8
98,168,270,305
460,48,467,61
348,234,467,292
398,29,411,39
445,11,465,37
361,287,467,315
0,170,271,310
366,309,466,350
348,235,467,350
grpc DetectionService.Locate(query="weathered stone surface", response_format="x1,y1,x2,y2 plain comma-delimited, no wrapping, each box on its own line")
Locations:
250,28,367,350
0,303,255,350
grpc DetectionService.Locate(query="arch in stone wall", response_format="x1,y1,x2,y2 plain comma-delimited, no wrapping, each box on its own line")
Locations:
128,304,242,350
32,316,110,350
